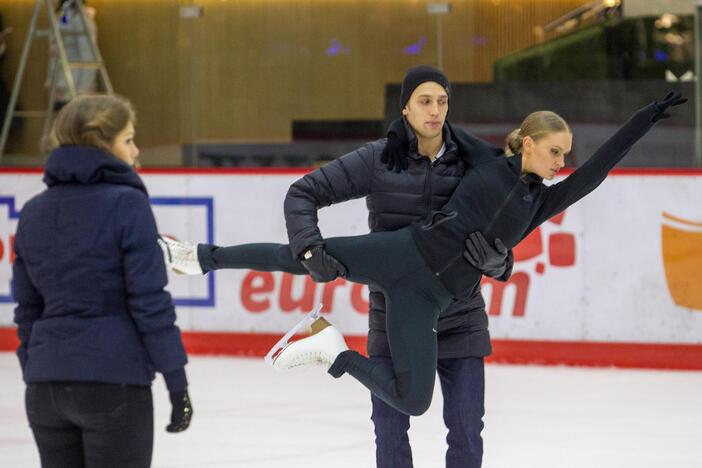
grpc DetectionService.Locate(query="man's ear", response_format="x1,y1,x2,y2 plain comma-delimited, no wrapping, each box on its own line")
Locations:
402,106,409,116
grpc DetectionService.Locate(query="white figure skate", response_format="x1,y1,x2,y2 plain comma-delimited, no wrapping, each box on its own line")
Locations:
265,303,348,371
157,236,204,275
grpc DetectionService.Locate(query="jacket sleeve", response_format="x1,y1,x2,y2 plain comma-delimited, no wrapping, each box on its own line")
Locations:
284,142,378,258
12,232,44,371
524,103,659,236
118,190,188,378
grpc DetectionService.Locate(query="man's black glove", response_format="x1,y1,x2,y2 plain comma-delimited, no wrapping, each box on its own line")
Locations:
301,245,347,282
463,231,510,279
652,91,687,122
166,390,193,433
380,117,410,172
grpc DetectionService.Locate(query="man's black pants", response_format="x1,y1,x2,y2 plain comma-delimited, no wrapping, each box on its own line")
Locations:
25,382,153,468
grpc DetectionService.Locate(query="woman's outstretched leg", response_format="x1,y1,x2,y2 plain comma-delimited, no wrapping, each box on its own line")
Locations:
158,236,307,275
198,243,307,274
160,229,415,284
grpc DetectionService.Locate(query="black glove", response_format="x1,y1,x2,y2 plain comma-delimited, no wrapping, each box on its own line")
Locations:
380,117,410,172
652,91,687,122
301,245,347,282
166,390,193,433
463,231,510,278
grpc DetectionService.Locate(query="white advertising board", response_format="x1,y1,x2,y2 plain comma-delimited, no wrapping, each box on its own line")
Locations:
1,170,701,347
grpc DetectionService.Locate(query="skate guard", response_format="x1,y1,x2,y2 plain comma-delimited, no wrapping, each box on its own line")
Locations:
264,303,323,367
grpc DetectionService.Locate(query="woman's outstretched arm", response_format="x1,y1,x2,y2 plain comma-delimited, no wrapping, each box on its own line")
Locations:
525,91,686,234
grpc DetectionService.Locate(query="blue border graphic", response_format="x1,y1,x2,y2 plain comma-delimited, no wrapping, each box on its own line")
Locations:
0,196,215,308
150,197,215,307
0,197,21,304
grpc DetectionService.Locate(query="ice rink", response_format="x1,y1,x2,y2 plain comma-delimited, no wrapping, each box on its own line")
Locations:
1,353,700,468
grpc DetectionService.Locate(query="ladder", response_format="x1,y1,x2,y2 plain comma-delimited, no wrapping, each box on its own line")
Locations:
0,0,113,161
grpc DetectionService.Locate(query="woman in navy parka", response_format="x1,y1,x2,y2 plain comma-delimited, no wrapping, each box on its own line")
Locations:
13,95,191,468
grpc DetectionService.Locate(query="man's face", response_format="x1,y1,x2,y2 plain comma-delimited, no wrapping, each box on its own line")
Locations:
402,81,449,140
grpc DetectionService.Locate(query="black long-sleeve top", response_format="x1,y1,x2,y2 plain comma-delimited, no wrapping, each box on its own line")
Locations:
412,102,660,298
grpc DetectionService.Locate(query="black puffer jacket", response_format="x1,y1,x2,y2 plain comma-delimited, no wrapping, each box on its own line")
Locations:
284,124,494,358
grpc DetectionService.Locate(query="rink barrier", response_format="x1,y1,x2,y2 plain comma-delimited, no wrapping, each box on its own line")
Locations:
1,327,700,370
2,167,702,371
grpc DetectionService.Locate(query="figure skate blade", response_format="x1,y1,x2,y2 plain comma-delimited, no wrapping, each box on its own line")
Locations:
264,303,323,366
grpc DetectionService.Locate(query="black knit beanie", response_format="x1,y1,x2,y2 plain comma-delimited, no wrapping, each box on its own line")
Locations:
399,65,450,110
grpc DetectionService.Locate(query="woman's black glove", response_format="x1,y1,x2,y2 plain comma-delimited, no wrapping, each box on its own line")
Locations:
463,231,511,279
301,245,347,282
652,91,687,122
380,117,410,172
166,390,193,433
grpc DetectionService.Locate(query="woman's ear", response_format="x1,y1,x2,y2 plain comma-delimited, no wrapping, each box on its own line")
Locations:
522,135,534,153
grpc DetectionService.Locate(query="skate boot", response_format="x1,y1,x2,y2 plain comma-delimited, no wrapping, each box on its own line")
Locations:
265,304,348,372
157,236,204,275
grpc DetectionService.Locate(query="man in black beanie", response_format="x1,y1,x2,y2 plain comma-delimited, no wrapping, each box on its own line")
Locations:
399,64,451,109
281,65,512,468
393,65,452,165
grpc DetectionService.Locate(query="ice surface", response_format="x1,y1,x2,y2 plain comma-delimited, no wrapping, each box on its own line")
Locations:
1,353,700,467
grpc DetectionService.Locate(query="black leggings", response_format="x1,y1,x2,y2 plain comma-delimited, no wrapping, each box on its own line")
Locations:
200,227,454,416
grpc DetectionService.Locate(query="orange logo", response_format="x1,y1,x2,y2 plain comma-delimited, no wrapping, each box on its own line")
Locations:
661,212,702,311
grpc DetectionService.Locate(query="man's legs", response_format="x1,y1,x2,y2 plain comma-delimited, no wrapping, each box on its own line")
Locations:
438,357,485,468
370,356,486,468
370,356,413,468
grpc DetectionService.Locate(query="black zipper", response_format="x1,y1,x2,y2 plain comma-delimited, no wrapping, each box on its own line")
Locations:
423,157,433,219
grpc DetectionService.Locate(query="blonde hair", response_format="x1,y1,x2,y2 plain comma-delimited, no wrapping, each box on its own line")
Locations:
505,111,570,156
50,94,136,153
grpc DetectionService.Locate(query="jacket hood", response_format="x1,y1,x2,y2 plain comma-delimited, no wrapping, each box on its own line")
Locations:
43,145,147,195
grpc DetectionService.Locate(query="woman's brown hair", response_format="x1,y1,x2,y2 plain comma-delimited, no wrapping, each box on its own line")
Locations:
50,94,136,153
505,111,570,156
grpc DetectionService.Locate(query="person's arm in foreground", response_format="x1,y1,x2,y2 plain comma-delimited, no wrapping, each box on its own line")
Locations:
119,190,192,433
525,91,686,235
12,229,44,375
